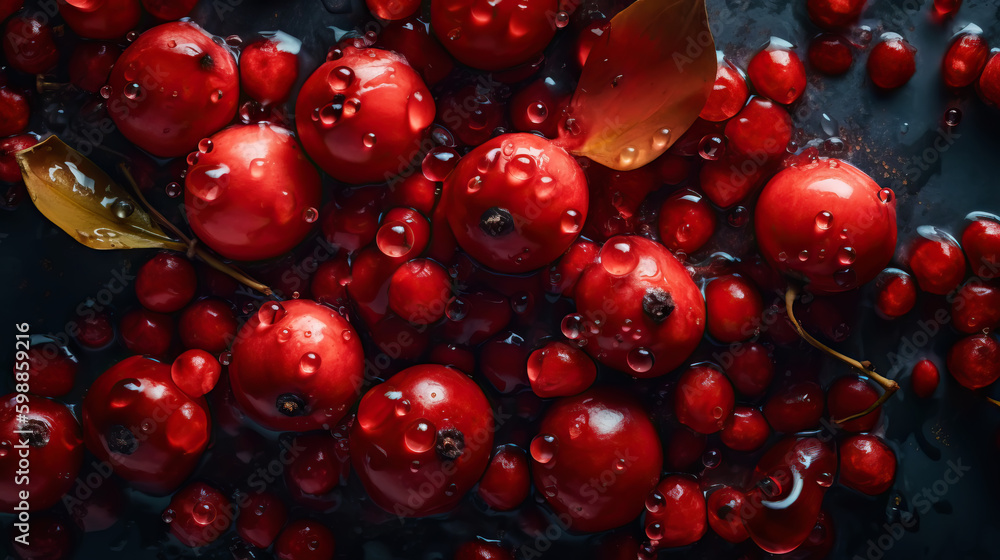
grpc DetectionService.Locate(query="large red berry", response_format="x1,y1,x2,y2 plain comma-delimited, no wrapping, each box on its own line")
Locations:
962,214,1000,278
755,159,897,294
530,388,662,533
185,124,321,261
58,0,141,39
806,0,865,28
911,359,939,398
675,365,735,434
107,21,238,157
295,46,435,184
136,253,197,313
657,190,717,256
867,33,916,90
443,133,588,274
0,395,82,512
236,491,287,549
942,29,989,88
351,364,493,517
572,236,705,377
643,475,706,548
82,356,211,495
946,333,1000,389
838,434,896,495
430,0,558,71
274,520,335,560
526,340,596,398
229,300,364,431
178,298,237,353
705,274,764,343
240,35,300,105
747,41,806,105
477,444,530,511
3,17,59,74
907,228,966,295
700,59,749,122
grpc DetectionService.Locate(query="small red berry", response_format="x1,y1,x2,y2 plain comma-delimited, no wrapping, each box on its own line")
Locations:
136,253,197,313
643,475,707,548
286,433,350,496
874,268,917,319
961,214,1000,278
3,17,59,74
720,405,770,451
141,0,198,20
437,84,505,148
0,88,28,138
723,342,774,398
431,0,557,71
867,33,917,90
946,333,1000,389
933,0,962,17
978,53,1000,107
478,331,531,393
376,16,454,87
724,96,793,158
274,519,335,560
657,190,717,255
310,254,353,306
0,134,35,182
236,491,287,549
170,349,222,398
808,33,853,76
365,0,420,20
477,444,530,511
58,0,141,39
907,228,966,295
73,309,115,349
706,486,748,543
747,41,807,104
163,482,232,547
543,239,598,297
705,274,765,343
826,376,880,432
675,365,736,435
178,298,237,353
699,60,750,122
951,280,1000,333
806,0,865,29
68,41,121,93
526,340,596,398
911,359,939,398
389,258,451,324
120,308,174,356
942,29,988,88
838,434,896,495
322,187,385,255
699,152,766,208
19,339,77,397
240,36,299,104
764,380,825,433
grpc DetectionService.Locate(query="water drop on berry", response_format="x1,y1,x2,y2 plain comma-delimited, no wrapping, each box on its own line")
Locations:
527,102,548,124
362,132,377,148
600,240,639,276
219,351,232,366
561,209,582,234
727,206,749,227
123,82,141,100
303,207,319,223
395,399,411,417
530,433,558,464
192,501,216,525
112,199,135,219
164,182,181,198
197,138,213,154
445,297,468,321
467,176,483,193
815,210,833,230
702,448,721,468
404,419,436,453
210,89,223,103
837,246,857,265
646,522,664,540
277,328,291,343
506,154,537,181
299,352,321,376
376,221,414,258
257,301,286,325
944,108,962,127
554,10,570,27
626,347,654,373
645,490,665,513
798,249,810,262
878,188,894,203
99,85,112,99
422,147,460,182
328,66,354,90
161,509,175,524
561,313,583,339
698,135,725,160
834,268,857,287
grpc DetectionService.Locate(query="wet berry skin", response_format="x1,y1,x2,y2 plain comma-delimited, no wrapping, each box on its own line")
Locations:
3,17,59,74
643,475,707,548
826,376,879,432
136,253,197,313
724,96,793,158
705,274,764,343
911,359,939,398
699,61,749,122
747,45,807,104
874,268,917,319
236,491,287,549
19,341,78,397
107,21,239,157
430,0,558,71
443,133,588,274
477,444,530,511
723,342,774,398
526,340,597,398
946,333,1000,389
58,0,141,40
961,216,1000,278
907,232,966,295
69,42,121,93
240,37,299,105
942,31,989,89
764,381,825,433
675,365,736,434
838,434,896,495
706,486,748,543
530,388,662,533
274,520,336,560
950,281,1000,333
657,190,717,255
978,53,1000,107
808,33,853,76
178,298,237,353
867,34,917,90
720,405,770,451
119,308,174,356
351,364,493,517
141,0,198,20
163,482,232,547
806,0,865,29
455,541,512,560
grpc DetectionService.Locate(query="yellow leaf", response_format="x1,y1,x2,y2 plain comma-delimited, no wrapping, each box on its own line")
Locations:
16,136,186,252
555,0,716,170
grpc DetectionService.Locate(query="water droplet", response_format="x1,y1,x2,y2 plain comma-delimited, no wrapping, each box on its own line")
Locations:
614,458,627,471
698,135,725,160
626,347,654,373
210,89,224,103
447,27,461,40
422,147,460,182
277,328,291,342
878,188,894,204
303,207,319,223
342,329,352,341
395,400,411,417
467,176,482,193
561,209,582,234
798,249,810,262
164,182,181,198
376,221,414,258
652,127,672,149
646,522,664,540
198,138,213,154
527,102,548,124
834,268,857,287
410,460,420,473
712,406,724,419
837,246,857,265
99,85,112,99
257,301,286,325
445,297,468,321
363,132,377,148
530,433,558,464
506,154,537,181
727,206,749,228
815,211,833,230
702,448,721,468
161,509,175,524
561,313,584,339
123,82,141,100
328,66,354,90
243,302,256,314
112,199,135,219
554,10,570,27
404,419,436,453
299,352,322,376
645,490,665,513
563,117,581,136
600,240,639,276
618,146,638,166
219,351,232,366
192,501,216,525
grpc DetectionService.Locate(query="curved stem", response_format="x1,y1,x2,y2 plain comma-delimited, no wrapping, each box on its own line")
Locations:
785,285,898,424
988,397,1000,408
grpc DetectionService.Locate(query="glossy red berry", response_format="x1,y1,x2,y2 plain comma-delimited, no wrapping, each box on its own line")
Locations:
477,331,531,393
5,17,60,75
699,152,766,208
120,308,174,356
136,253,197,313
429,343,476,373
236,491,287,549
675,365,735,434
0,134,35,182
946,333,1000,389
455,541,512,560
0,88,29,138
911,359,939,398
643,475,707,548
477,444,530,511
657,190,717,256
700,60,749,122
874,268,917,319
163,482,232,547
376,16,454,87
83,357,210,495
978,53,1000,107
296,46,434,185
720,405,770,451
0,395,82,512
907,228,966,295
724,97,793,158
544,239,598,297
755,159,897,294
366,0,419,21
838,434,896,495
19,339,77,397
389,258,451,324
951,280,1000,333
764,380,825,433
806,0,865,29
526,340,597,398
142,0,197,20
178,298,237,353
322,187,384,255
867,33,916,90
573,236,705,377
229,300,364,431
430,0,557,71
376,207,431,265
826,376,880,432
68,41,121,93
531,388,662,533
723,342,774,398
705,274,765,343
933,0,962,17
747,41,806,104
706,486,748,543
240,35,299,105
808,33,853,75
287,433,350,496
170,349,222,398
443,133,588,274
107,21,239,157
962,214,1000,278
58,0,140,39
73,309,115,349
274,520,335,560
942,30,988,88
310,253,353,307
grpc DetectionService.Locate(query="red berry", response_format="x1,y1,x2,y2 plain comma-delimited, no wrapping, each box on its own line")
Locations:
322,187,385,255
365,0,419,19
351,364,493,517
933,0,962,17
723,342,774,398
348,246,400,327
376,207,431,263
978,53,1000,106
163,482,232,547
838,434,896,495
107,21,239,157
951,280,1000,333
310,254,353,306
720,405,770,451
477,444,530,511
0,395,82,512
478,331,531,393
455,541,512,560
962,214,1000,278
724,96,793,158
274,520,335,560
675,365,735,434
0,0,22,21
229,300,364,431
574,18,607,68
643,475,706,548
141,0,198,20
19,339,77,397
286,433,350,496
573,236,705,377
240,36,299,104
907,228,966,295
755,159,897,294
942,29,988,88
764,380,825,433
431,0,557,71
178,298,237,353
806,0,865,28
946,333,1000,389
867,33,917,90
0,134,35,182
874,268,917,319
429,343,476,373
58,0,141,39
3,17,59,74
376,16,454,87
700,59,749,122
699,152,766,208
657,190,717,255
73,309,115,349
808,33,853,76
531,388,662,533
706,486,748,543
389,258,451,324
120,308,174,356
747,41,807,104
11,514,72,560
510,77,570,138
185,124,321,261
0,88,28,138
663,425,707,471
68,41,121,92
136,253,197,313
582,163,660,241
82,356,210,494
911,359,939,398
705,274,765,343
296,46,434,185
826,376,880,432
443,133,588,274
526,340,596,398
371,314,430,362
236,491,287,549
544,239,598,297
170,349,222,398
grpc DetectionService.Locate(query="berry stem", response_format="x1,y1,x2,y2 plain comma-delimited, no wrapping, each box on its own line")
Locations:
988,397,1000,408
120,165,274,296
784,285,898,423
